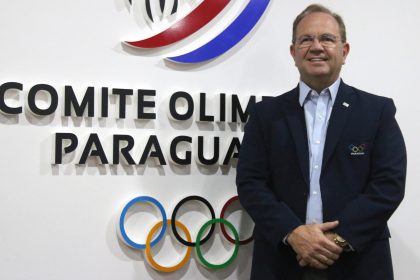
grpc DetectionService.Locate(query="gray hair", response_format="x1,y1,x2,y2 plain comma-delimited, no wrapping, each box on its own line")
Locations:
292,4,347,43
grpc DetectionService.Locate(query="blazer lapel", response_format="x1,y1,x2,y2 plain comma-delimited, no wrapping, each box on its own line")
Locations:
282,87,310,187
322,82,357,171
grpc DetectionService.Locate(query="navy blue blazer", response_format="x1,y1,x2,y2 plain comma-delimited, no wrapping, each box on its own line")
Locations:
236,82,406,280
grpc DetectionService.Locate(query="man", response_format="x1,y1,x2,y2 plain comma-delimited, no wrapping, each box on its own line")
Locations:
236,4,406,280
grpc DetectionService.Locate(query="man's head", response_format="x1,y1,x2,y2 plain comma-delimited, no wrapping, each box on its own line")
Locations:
290,4,350,91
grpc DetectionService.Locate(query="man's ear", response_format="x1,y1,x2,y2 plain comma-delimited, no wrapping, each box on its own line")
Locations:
290,44,297,66
290,44,295,57
342,42,350,65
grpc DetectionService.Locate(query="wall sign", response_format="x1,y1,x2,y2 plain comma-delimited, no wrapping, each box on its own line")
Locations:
0,81,265,167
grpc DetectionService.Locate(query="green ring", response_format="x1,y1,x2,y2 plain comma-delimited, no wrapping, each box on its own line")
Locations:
195,218,240,269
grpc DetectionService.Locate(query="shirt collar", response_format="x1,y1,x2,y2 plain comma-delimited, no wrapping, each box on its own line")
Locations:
298,78,341,107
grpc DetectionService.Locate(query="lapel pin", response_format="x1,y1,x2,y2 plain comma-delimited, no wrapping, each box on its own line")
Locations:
342,102,349,108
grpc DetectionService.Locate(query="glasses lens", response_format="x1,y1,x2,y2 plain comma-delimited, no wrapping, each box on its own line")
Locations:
297,34,338,48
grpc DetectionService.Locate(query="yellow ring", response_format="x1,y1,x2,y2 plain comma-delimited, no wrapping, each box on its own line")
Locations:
145,219,192,273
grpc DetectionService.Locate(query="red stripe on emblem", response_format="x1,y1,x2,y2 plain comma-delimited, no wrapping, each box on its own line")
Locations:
126,0,230,48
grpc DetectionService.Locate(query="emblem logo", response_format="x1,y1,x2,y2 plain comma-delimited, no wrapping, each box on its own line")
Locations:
125,0,271,63
348,144,367,156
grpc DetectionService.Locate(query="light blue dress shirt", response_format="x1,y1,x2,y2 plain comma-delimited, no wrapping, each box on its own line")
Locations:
298,79,340,225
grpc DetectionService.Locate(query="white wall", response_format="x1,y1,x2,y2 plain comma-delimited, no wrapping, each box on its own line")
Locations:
0,0,419,279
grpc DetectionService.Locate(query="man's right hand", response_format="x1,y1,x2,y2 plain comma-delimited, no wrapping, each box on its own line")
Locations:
286,221,343,270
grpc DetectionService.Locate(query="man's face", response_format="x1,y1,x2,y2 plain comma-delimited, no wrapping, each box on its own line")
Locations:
290,12,350,88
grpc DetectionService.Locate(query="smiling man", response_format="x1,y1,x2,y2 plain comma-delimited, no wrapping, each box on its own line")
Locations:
237,4,406,280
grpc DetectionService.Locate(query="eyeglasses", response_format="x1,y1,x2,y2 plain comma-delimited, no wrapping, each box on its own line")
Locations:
295,34,341,48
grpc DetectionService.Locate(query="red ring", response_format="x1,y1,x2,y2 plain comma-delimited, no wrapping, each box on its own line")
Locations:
220,196,254,245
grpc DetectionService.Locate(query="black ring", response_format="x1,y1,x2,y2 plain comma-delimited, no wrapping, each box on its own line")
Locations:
171,195,216,247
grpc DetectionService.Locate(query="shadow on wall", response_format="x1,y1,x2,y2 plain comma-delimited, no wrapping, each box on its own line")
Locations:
389,229,420,279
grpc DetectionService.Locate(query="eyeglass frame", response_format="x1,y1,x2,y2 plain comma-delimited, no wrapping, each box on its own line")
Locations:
292,33,345,49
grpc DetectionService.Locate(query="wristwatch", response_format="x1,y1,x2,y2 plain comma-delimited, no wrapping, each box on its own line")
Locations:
334,234,349,248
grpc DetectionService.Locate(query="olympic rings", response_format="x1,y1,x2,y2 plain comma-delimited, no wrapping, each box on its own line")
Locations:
171,195,216,247
348,144,366,154
196,218,239,269
119,196,167,249
145,219,192,273
118,195,253,272
220,196,253,245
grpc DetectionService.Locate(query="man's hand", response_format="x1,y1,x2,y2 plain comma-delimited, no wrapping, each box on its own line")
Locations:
324,231,338,243
287,221,343,270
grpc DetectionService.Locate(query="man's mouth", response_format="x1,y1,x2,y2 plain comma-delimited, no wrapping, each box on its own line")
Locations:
308,58,327,62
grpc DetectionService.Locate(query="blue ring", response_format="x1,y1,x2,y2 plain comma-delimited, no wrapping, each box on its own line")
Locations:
119,196,167,249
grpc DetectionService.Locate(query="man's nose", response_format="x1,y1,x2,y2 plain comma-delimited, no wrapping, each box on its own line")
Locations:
309,39,324,51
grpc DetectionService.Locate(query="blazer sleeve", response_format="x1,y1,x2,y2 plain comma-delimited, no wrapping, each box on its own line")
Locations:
236,104,303,248
335,98,407,251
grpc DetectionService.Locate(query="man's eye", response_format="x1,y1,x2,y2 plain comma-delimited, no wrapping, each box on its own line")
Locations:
300,37,313,43
320,35,335,42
